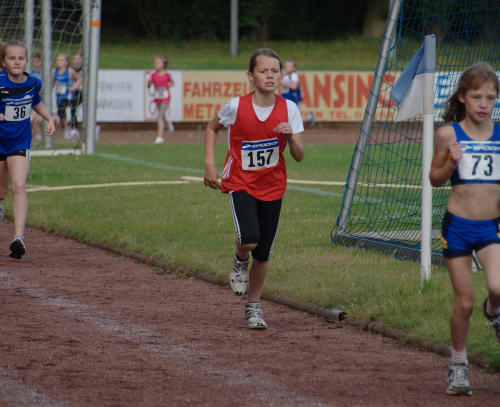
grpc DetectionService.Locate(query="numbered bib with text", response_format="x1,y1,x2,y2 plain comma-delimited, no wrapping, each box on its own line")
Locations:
56,84,67,95
241,138,279,171
458,141,500,181
155,88,169,99
4,104,31,122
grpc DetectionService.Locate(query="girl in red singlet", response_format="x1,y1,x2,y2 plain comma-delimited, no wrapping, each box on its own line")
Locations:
204,48,304,330
147,55,174,144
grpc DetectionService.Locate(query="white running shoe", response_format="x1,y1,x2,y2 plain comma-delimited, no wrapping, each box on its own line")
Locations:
446,363,472,396
245,302,267,330
70,128,80,140
154,136,165,144
64,127,72,140
230,255,248,295
168,122,175,132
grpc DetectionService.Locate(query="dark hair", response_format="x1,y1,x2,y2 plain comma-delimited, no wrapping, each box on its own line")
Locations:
248,48,282,73
442,62,499,122
154,55,169,69
1,40,27,62
33,51,42,59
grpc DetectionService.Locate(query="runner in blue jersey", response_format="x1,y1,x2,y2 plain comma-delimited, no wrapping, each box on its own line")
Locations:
430,62,500,396
0,40,55,259
52,53,81,140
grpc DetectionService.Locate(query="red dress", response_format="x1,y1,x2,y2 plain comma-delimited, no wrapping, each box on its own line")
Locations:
221,93,289,201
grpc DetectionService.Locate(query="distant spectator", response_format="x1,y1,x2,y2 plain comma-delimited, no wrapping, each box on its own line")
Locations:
147,55,175,144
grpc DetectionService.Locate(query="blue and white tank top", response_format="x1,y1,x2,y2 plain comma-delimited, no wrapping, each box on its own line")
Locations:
54,67,73,104
0,71,42,154
450,122,500,185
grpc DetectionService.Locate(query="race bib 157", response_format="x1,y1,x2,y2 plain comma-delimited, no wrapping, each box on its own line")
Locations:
241,138,279,171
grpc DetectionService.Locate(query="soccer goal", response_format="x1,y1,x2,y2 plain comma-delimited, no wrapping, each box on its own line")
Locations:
332,0,500,268
0,0,101,155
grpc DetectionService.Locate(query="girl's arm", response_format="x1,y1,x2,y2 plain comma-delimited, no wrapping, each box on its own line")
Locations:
32,102,56,136
204,116,224,189
429,125,461,187
69,68,83,92
280,78,299,90
274,122,304,162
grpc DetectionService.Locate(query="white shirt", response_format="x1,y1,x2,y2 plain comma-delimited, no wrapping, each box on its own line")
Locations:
218,96,304,134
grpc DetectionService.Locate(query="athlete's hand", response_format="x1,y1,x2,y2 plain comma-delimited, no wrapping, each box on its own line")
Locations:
46,119,56,137
448,142,462,165
204,163,220,190
274,122,293,140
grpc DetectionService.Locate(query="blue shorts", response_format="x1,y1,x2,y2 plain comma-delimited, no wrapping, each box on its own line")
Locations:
441,211,500,258
0,150,31,161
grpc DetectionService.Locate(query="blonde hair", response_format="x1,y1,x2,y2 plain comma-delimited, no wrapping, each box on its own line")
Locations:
1,40,27,64
442,62,499,122
154,55,169,69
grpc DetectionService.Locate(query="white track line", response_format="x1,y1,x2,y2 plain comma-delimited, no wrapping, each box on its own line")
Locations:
0,272,327,407
26,180,189,193
0,367,67,407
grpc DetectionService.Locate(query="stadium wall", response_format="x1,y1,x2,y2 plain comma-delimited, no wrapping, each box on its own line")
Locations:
95,69,500,124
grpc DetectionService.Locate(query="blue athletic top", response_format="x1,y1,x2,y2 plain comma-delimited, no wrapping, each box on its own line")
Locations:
54,67,73,104
450,122,500,185
0,71,42,154
31,69,42,81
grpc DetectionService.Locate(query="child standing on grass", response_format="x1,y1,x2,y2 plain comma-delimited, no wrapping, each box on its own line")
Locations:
204,48,304,330
147,55,174,144
280,59,315,126
0,40,55,259
52,52,81,141
429,62,500,396
69,50,84,140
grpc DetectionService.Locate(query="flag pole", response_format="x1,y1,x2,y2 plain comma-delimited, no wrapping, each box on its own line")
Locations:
420,35,436,286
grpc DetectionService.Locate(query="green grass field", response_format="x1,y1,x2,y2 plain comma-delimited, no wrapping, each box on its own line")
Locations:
3,140,499,370
99,37,382,71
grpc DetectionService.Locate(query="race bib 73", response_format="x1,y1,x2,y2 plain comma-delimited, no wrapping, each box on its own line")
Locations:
458,141,500,181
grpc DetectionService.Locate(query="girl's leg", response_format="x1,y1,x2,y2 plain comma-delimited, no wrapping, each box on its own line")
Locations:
247,259,269,302
6,155,30,238
0,159,8,201
477,244,500,311
156,114,165,140
476,244,500,341
247,198,282,302
446,255,474,352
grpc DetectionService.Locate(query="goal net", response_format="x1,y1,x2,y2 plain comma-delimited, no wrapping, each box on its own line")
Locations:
333,0,500,266
0,0,85,152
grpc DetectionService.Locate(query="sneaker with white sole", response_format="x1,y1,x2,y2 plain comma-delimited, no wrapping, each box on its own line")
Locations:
168,122,175,132
230,255,248,295
245,302,267,330
64,127,72,140
9,236,26,259
482,298,500,341
70,128,80,140
446,363,472,396
154,136,165,144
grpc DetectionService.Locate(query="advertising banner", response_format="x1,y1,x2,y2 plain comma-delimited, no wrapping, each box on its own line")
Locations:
95,70,500,123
